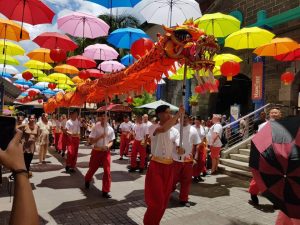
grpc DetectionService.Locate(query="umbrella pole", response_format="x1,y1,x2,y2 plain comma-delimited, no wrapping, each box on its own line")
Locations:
82,18,86,54
19,0,26,39
170,0,173,27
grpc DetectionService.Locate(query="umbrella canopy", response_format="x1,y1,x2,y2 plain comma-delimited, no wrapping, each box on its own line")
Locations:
97,103,132,112
87,0,141,8
42,89,56,96
138,0,202,27
98,60,125,72
0,40,25,55
66,55,96,69
274,44,300,61
54,64,79,75
107,27,150,49
121,54,135,66
48,73,71,81
249,117,300,219
0,64,19,74
254,38,299,56
57,11,109,39
213,54,243,66
225,27,275,50
27,48,53,63
14,73,33,80
33,32,78,51
0,18,30,41
32,82,49,90
36,76,54,83
56,83,72,90
72,76,83,84
86,69,104,78
22,69,46,78
54,79,74,86
25,88,41,94
136,99,179,111
14,79,33,86
24,60,52,70
195,12,240,38
0,55,19,65
83,43,118,60
0,72,12,78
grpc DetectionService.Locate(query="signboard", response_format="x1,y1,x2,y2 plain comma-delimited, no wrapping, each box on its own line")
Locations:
230,104,240,132
252,62,263,101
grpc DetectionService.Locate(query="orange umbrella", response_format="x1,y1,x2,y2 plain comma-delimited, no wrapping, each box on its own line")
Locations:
0,18,30,41
27,48,53,63
254,38,299,56
54,64,79,75
72,76,83,84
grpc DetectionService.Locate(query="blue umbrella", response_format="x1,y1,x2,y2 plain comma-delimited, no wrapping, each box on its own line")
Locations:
121,54,135,66
14,79,33,86
0,72,12,78
42,89,56,96
86,0,141,8
107,27,150,49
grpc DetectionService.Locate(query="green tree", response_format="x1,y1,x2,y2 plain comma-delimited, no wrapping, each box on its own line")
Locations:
132,92,156,115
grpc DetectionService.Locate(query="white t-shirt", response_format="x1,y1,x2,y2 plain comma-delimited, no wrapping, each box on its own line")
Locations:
89,122,115,148
149,124,179,159
144,121,152,128
193,125,206,142
134,123,149,141
173,124,200,162
208,123,223,147
61,119,67,129
119,121,134,132
66,119,81,135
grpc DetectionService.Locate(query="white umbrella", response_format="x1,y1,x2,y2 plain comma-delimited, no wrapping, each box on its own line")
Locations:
136,0,202,27
0,64,19,74
136,99,179,111
14,73,34,80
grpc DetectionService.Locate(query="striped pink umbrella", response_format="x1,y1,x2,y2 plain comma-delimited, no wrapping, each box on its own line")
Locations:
98,60,125,72
83,44,119,60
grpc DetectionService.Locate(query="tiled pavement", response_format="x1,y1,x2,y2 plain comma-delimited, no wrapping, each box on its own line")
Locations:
0,144,277,225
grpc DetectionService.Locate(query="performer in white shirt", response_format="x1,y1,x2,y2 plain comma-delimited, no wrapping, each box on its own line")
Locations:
173,113,200,207
119,115,133,160
65,110,81,173
85,112,115,198
144,105,184,225
58,114,68,157
129,115,149,173
143,114,152,128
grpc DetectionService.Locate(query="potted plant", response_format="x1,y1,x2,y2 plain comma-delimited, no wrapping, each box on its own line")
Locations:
189,95,199,106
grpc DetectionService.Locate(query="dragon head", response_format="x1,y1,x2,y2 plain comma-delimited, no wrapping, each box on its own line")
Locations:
162,19,219,71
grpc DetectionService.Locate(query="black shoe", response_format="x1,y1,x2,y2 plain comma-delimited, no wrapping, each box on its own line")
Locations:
69,168,76,173
119,157,123,160
102,192,112,199
202,171,207,177
197,176,204,182
85,181,90,189
250,194,259,205
65,166,70,173
179,201,190,207
61,152,65,157
139,168,144,173
128,167,137,172
193,177,199,183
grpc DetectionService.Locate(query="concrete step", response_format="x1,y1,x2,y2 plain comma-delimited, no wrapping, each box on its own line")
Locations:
218,164,252,179
219,158,250,171
230,153,249,163
247,143,251,148
239,148,250,156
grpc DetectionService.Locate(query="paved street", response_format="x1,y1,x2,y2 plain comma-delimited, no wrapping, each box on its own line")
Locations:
0,145,277,225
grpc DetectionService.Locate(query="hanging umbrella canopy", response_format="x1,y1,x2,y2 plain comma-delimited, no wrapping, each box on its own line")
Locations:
0,72,12,78
0,18,30,41
48,73,71,81
54,78,74,86
72,76,84,84
23,60,52,70
32,82,49,90
33,32,78,51
98,60,125,72
274,44,300,61
213,54,243,66
14,79,33,86
54,64,79,75
14,73,32,80
86,69,104,78
253,38,299,57
195,12,240,38
225,27,275,50
0,55,19,65
57,11,109,39
0,64,19,74
136,99,179,111
87,0,141,8
121,54,135,66
107,27,150,49
27,48,53,63
0,40,25,55
42,89,56,96
137,0,201,27
22,69,46,78
25,88,41,94
66,55,96,69
83,43,119,60
36,76,54,83
56,83,72,90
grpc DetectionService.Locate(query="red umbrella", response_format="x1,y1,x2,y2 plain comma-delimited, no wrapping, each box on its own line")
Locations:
66,55,96,69
274,44,300,61
0,0,54,38
86,69,104,78
97,104,132,112
33,32,78,51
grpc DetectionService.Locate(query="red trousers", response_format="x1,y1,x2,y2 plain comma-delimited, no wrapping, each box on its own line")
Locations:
193,144,207,177
85,149,111,193
144,160,174,225
172,161,193,202
248,178,260,195
119,133,130,156
54,132,61,150
131,140,146,169
66,136,80,168
58,133,67,152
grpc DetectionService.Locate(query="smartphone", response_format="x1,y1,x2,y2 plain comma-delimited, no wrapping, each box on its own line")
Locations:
0,116,16,150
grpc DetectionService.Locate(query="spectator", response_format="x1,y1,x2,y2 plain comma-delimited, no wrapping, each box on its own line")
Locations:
253,111,267,133
37,113,51,164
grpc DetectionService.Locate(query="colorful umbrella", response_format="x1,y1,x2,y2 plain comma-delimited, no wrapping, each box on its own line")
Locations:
274,44,300,61
54,64,79,75
42,89,56,96
121,54,135,66
86,0,141,8
56,83,72,90
36,77,54,83
14,73,31,80
25,88,41,94
225,27,275,50
22,69,46,78
107,27,150,49
0,18,30,41
54,79,74,86
66,55,96,69
86,69,104,78
0,72,12,78
254,38,299,56
33,32,78,51
0,40,25,55
249,117,300,219
14,79,33,86
98,60,125,72
24,60,52,70
83,43,119,60
48,73,71,81
213,54,243,66
27,48,53,63
0,55,19,65
72,76,84,84
0,64,19,74
195,12,240,37
32,82,49,90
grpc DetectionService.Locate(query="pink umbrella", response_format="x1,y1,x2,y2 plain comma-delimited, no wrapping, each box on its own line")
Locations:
67,55,96,69
57,11,109,39
86,69,104,78
98,60,125,72
83,44,118,60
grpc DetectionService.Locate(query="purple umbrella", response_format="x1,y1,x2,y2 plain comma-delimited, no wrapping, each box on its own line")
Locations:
98,60,125,72
83,44,119,60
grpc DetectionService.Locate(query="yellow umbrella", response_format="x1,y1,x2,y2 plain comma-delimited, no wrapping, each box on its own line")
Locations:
168,66,194,80
72,76,83,84
56,83,72,90
195,12,241,37
48,73,70,81
24,60,52,70
0,18,30,41
37,77,55,82
0,40,25,55
23,69,46,77
225,27,275,50
0,54,19,65
54,64,79,75
213,54,243,66
55,79,75,86
27,48,53,63
253,37,299,56
198,66,221,76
